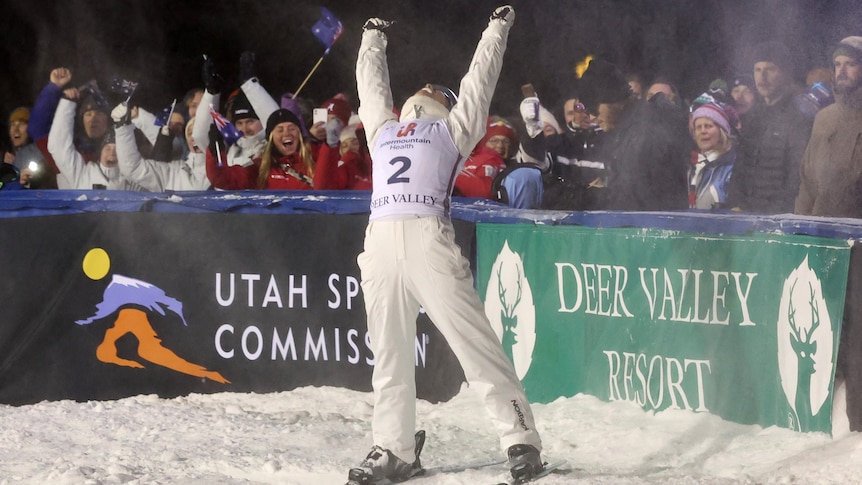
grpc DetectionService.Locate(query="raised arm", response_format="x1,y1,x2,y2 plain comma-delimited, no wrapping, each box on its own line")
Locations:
446,6,515,156
356,19,397,147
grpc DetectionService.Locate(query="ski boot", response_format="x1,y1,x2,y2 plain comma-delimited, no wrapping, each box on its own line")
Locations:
507,443,544,483
346,430,425,484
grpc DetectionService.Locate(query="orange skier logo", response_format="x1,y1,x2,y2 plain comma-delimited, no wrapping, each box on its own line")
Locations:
76,248,230,384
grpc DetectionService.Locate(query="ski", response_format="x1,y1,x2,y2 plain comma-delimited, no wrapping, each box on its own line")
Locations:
495,459,568,485
345,430,511,484
424,457,507,475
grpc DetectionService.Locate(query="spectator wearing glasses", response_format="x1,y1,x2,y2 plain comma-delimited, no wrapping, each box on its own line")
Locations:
486,115,546,209
454,116,514,200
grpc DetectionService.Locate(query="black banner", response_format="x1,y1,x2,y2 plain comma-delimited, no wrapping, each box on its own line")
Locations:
0,212,471,404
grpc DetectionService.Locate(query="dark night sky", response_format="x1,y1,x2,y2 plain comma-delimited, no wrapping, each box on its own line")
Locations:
1,0,861,127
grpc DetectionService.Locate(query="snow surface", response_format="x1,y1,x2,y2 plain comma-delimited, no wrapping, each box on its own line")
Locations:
1,382,861,485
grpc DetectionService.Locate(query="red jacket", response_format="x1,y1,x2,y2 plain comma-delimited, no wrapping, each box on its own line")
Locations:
313,143,372,190
264,153,314,190
205,148,258,190
454,145,507,198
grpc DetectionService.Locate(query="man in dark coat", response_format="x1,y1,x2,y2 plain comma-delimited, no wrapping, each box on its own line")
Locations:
578,59,692,211
727,41,813,213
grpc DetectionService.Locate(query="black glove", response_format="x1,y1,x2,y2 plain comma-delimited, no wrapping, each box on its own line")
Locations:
363,18,395,32
240,51,256,84
208,123,226,156
490,5,515,23
202,55,223,95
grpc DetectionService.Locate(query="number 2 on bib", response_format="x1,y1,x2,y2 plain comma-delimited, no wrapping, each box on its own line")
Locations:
387,156,411,184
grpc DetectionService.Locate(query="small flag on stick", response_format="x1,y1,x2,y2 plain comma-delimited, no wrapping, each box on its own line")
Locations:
312,7,343,56
295,7,344,98
209,104,242,147
154,99,177,127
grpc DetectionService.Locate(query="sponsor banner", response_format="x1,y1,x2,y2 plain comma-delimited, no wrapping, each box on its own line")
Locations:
0,213,470,404
477,224,851,433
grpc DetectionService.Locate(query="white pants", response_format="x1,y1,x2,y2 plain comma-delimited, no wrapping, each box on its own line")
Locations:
357,216,542,463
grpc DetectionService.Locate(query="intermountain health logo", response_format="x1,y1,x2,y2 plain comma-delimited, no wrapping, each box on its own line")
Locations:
76,248,230,384
484,241,536,379
776,255,834,432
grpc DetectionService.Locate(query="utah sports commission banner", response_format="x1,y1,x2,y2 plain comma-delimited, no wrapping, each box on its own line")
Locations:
477,224,852,433
0,212,469,404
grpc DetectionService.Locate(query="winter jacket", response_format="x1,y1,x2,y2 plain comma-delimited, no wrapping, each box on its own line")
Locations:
262,153,314,190
688,147,736,209
193,78,276,169
115,124,210,191
29,82,96,188
205,149,258,190
313,142,372,191
795,88,862,217
541,126,604,210
727,95,812,213
599,94,692,211
454,145,507,198
47,99,146,191
358,16,511,158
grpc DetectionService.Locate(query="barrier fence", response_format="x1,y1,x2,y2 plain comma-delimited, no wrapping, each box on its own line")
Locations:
2,190,861,434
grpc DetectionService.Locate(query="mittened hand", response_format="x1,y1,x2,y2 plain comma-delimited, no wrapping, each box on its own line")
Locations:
490,5,515,24
202,55,223,95
363,18,394,32
111,102,130,126
239,51,256,84
520,97,542,138
325,118,344,147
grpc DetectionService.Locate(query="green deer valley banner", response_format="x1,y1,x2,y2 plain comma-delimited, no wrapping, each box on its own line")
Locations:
476,224,853,433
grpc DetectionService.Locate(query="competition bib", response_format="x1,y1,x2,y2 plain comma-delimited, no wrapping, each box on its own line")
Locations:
369,119,461,220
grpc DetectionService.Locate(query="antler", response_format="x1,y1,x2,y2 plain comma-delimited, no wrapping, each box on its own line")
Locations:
497,263,523,318
788,281,821,357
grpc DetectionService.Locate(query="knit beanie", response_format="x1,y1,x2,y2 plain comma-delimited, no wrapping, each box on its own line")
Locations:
690,102,731,135
8,107,29,124
101,130,116,149
265,109,302,141
79,94,109,116
480,118,517,146
731,73,755,90
230,92,258,122
750,41,792,70
538,107,561,134
833,36,862,62
322,97,352,126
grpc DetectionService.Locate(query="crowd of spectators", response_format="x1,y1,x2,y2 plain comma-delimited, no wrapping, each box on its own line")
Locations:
1,36,860,219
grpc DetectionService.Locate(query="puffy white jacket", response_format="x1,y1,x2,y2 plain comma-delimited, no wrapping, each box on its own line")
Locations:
357,15,513,156
47,99,146,191
192,79,278,168
115,124,210,191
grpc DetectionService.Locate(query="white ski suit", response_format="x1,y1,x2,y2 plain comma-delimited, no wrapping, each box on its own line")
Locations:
356,9,542,464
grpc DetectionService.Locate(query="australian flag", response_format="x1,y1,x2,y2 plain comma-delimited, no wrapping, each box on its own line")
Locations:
312,7,343,55
154,99,176,127
209,105,242,147
109,77,139,99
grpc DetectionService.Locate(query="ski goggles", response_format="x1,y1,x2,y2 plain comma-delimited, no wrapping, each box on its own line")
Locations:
429,84,458,110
